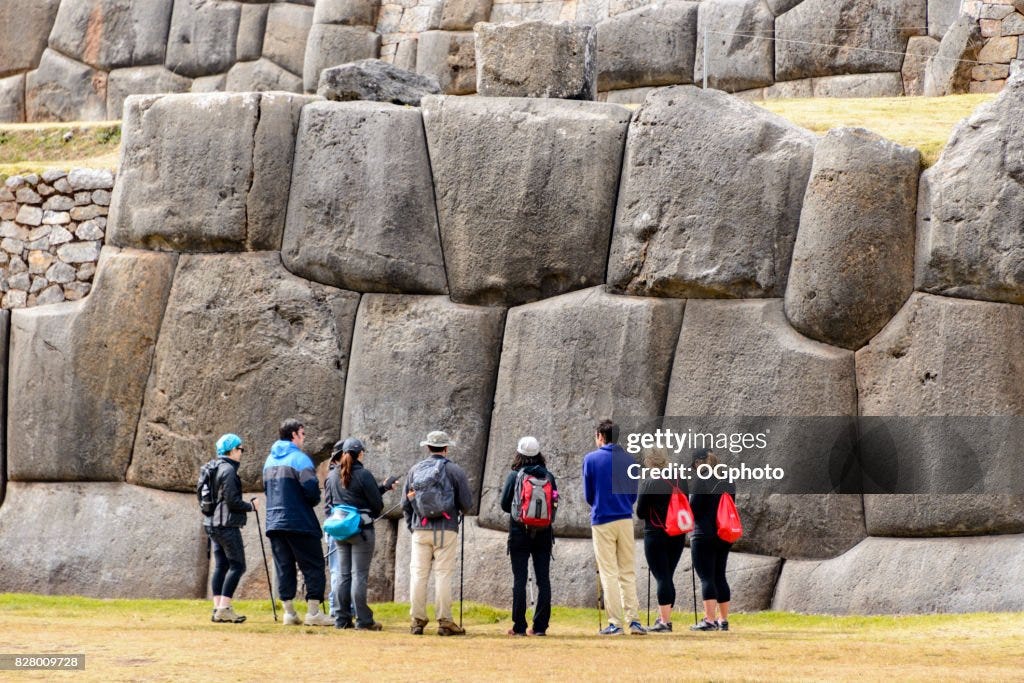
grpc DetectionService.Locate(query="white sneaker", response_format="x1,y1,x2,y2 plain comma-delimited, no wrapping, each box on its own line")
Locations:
283,611,301,625
304,611,335,626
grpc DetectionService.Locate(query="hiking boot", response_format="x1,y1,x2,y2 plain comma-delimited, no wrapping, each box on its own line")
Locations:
410,617,428,635
437,618,466,636
629,621,647,635
690,618,719,631
507,628,526,637
528,629,546,637
598,624,624,636
213,606,247,623
647,619,672,633
334,617,354,629
718,620,729,632
355,621,383,631
210,608,216,623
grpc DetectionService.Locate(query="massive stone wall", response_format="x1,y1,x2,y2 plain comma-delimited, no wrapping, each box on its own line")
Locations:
0,0,1011,123
1,78,1023,614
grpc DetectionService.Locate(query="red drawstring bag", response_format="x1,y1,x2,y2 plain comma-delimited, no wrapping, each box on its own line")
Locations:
665,485,694,536
716,492,743,543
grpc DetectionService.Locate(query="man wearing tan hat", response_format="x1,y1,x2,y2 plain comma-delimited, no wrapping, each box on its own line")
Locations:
402,430,473,636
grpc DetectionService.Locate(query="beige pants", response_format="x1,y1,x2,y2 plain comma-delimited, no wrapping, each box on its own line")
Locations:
592,517,640,627
409,529,459,622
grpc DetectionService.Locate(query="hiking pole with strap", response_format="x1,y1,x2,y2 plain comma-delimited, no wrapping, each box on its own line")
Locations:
595,569,603,632
459,512,465,629
691,560,698,627
527,564,535,623
250,498,278,623
647,567,652,627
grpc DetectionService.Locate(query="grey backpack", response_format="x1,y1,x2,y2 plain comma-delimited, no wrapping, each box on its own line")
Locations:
408,458,455,523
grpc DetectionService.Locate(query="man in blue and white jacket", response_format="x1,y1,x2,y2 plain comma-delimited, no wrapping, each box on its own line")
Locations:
263,418,333,626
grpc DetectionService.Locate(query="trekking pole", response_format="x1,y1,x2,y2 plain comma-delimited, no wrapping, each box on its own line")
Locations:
595,569,604,631
646,568,651,627
459,512,465,628
691,562,698,627
527,565,535,623
250,498,278,623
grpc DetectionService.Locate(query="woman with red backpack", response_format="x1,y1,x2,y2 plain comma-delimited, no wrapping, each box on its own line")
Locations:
689,448,737,632
636,447,690,632
499,436,558,637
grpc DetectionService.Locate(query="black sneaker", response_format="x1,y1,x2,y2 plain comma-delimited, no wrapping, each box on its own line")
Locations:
690,618,719,632
647,619,672,633
718,620,729,631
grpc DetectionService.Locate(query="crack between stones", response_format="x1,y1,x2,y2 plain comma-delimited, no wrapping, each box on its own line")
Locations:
0,311,10,509
419,105,452,297
242,94,262,249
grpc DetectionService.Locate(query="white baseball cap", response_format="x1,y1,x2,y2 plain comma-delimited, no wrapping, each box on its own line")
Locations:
516,436,541,457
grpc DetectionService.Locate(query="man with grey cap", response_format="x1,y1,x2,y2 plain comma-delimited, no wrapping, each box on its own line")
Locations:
402,430,473,636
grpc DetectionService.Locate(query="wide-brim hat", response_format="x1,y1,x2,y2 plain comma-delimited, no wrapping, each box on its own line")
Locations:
420,430,454,448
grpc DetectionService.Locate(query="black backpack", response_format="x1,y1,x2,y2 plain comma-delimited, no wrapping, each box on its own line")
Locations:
197,459,222,516
408,458,455,522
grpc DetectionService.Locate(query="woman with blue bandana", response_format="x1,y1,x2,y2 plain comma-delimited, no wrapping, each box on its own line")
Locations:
205,433,255,623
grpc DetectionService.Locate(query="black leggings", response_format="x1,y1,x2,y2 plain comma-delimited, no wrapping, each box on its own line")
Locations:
644,528,686,607
690,537,731,603
508,527,552,634
207,526,247,599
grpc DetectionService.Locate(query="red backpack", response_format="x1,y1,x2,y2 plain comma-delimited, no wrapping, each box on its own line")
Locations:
664,484,694,536
511,470,555,528
716,492,743,543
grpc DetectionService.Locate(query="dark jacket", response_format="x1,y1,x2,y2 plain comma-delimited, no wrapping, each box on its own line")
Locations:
500,463,558,533
636,476,688,532
204,458,253,528
689,477,737,540
324,460,387,518
582,444,637,526
263,439,321,537
402,455,473,532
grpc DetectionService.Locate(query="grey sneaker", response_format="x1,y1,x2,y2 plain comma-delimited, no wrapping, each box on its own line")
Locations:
718,619,729,631
647,619,672,632
598,624,624,636
629,621,647,635
690,618,719,631
212,606,246,623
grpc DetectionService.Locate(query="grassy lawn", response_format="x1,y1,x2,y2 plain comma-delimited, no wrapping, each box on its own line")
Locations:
0,594,1021,681
0,122,121,177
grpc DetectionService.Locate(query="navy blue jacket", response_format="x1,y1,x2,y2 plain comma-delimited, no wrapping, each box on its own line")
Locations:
263,440,321,536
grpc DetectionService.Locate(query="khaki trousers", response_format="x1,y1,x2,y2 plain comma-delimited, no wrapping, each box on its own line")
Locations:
592,517,640,627
409,529,459,622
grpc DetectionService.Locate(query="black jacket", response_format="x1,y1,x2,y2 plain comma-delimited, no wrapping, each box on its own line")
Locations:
402,455,474,532
324,460,388,519
204,458,253,528
499,463,558,532
689,477,736,540
636,476,688,532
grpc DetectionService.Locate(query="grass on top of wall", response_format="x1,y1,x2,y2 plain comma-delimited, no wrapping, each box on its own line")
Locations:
1,593,1023,681
0,122,121,178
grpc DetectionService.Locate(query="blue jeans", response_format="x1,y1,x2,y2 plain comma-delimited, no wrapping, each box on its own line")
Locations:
334,527,376,626
326,532,341,615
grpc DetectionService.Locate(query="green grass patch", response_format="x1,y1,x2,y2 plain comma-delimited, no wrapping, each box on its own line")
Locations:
0,122,121,178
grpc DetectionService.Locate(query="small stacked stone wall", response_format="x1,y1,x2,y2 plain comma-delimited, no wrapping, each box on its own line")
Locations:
963,0,1024,92
0,169,112,309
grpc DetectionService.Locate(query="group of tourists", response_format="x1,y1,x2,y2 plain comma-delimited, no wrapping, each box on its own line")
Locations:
199,418,738,636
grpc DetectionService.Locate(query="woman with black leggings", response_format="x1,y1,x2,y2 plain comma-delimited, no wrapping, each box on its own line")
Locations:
636,447,687,632
689,448,736,632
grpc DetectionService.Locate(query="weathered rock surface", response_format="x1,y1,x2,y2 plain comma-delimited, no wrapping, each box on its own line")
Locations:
317,59,441,105
109,92,312,252
106,66,191,120
48,0,174,70
127,252,359,492
774,535,1024,614
282,102,446,293
302,24,381,92
856,293,1024,535
916,78,1024,303
0,75,25,123
475,21,597,99
165,0,241,78
191,74,227,93
776,0,925,81
667,299,864,559
0,311,7,503
341,295,505,514
25,50,108,123
225,58,303,92
314,0,380,26
263,2,314,75
479,287,684,536
236,3,269,62
597,2,699,91
923,15,983,96
928,0,961,40
7,248,176,481
0,483,206,598
902,36,941,96
695,0,775,91
423,95,630,306
440,0,492,30
785,128,920,350
811,72,905,97
0,0,61,78
416,31,477,95
607,86,815,299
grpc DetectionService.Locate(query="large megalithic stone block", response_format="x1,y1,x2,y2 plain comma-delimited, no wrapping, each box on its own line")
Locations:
478,287,684,537
666,299,865,559
281,101,447,294
695,0,775,92
784,128,920,351
596,2,699,91
165,0,242,78
108,92,314,252
0,483,206,598
127,252,359,492
341,295,506,515
607,86,815,299
48,0,175,71
7,248,176,482
25,50,108,123
0,311,7,506
301,24,381,93
0,0,61,78
263,1,314,76
856,292,1024,536
775,0,925,81
106,66,192,120
916,77,1024,304
773,535,1024,614
225,58,304,93
422,95,631,306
